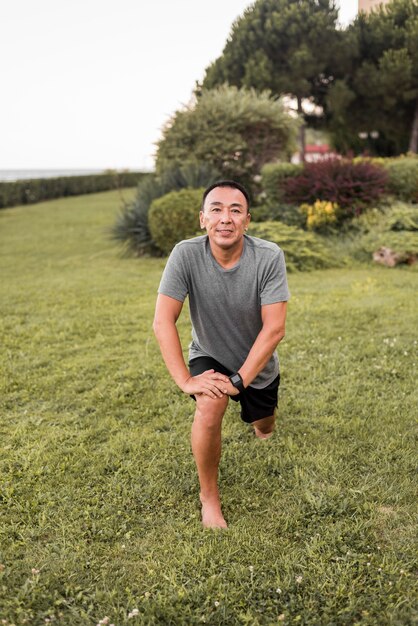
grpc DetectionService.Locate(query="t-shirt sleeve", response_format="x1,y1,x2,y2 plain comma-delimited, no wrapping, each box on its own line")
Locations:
157,244,189,302
260,247,290,305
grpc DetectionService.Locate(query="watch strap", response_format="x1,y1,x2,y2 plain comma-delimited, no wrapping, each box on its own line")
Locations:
229,372,245,393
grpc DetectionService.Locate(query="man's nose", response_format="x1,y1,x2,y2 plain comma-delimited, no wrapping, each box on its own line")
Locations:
220,211,232,222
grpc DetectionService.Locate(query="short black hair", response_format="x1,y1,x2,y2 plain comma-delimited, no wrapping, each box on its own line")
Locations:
201,179,250,211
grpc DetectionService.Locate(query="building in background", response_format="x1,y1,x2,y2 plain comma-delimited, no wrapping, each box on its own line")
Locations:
358,0,390,13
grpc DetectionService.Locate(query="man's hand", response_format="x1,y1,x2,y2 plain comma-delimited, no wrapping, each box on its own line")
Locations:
181,369,231,398
224,381,240,396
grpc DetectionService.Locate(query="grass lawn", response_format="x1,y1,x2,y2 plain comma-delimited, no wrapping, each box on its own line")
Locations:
0,190,417,625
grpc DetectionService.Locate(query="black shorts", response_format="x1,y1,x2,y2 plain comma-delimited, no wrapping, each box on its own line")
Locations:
189,356,280,424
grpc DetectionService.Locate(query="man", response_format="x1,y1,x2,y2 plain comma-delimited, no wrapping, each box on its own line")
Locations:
153,180,289,529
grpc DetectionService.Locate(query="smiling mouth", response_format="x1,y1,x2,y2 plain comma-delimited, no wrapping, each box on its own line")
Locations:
216,229,233,234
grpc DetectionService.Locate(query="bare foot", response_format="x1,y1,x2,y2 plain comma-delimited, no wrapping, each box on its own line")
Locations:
200,495,228,529
253,426,274,440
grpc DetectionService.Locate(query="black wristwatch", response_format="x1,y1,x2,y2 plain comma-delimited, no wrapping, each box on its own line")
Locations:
229,372,245,393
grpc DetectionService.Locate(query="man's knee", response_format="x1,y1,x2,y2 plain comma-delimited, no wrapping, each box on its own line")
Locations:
195,394,229,429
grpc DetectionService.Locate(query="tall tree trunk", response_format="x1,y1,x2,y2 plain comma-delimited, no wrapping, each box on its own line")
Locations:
408,98,418,154
297,96,306,162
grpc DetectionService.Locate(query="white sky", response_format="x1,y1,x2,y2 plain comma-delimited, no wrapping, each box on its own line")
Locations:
1,0,358,170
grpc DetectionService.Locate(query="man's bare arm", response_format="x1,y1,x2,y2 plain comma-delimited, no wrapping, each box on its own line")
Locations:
237,301,287,389
153,294,230,398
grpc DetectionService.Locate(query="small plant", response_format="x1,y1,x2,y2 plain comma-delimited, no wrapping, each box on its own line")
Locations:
283,158,388,218
300,200,340,231
249,221,337,271
148,188,204,254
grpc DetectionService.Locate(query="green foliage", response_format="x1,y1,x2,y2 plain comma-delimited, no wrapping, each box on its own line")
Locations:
327,0,418,155
361,230,418,256
112,174,164,256
148,188,204,254
155,85,299,194
0,191,417,625
249,221,336,271
111,163,218,256
383,156,418,202
339,201,418,262
0,171,147,209
250,202,305,227
260,162,303,204
202,0,342,124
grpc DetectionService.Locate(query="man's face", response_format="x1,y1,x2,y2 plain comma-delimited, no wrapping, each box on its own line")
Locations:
200,186,250,250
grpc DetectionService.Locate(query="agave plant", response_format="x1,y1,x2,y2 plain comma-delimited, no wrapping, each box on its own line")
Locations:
111,162,220,255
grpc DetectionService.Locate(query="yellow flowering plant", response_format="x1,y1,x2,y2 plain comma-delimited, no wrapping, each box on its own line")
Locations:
300,200,340,231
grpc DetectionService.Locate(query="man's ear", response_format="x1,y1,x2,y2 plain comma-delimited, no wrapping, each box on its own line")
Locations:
199,210,206,229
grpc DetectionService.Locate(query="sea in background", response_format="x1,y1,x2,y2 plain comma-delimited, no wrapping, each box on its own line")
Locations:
0,169,109,182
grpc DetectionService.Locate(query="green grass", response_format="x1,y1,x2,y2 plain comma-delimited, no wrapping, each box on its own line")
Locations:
1,191,417,625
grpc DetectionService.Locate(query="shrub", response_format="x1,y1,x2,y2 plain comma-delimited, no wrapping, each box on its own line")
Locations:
358,231,418,260
383,156,418,202
300,200,340,231
342,201,418,263
155,86,299,197
112,175,165,256
260,162,303,205
248,221,336,272
148,188,204,255
250,202,304,227
111,162,218,256
351,201,418,234
0,171,148,209
283,159,388,218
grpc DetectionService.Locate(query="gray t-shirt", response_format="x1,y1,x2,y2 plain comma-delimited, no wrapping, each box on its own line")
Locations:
157,234,290,389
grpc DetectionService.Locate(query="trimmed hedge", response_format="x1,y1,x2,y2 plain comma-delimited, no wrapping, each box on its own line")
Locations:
0,171,149,209
148,188,204,255
248,221,336,272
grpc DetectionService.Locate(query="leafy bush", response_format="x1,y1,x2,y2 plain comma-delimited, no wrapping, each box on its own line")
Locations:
111,162,218,256
300,200,340,231
248,221,337,271
283,159,388,218
148,188,204,255
0,171,147,209
250,202,304,227
358,231,418,260
340,202,418,263
155,86,299,197
383,156,418,202
351,202,418,234
260,162,303,204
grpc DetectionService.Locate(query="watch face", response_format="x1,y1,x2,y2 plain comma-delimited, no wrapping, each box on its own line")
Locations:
231,374,241,385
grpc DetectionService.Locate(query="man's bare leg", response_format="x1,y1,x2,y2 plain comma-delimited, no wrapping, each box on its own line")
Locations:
191,394,229,529
252,414,275,439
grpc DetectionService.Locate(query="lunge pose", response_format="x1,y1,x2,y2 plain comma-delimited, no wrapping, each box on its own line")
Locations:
153,180,289,528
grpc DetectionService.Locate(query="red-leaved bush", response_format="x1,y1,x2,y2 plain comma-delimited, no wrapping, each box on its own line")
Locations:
283,159,388,218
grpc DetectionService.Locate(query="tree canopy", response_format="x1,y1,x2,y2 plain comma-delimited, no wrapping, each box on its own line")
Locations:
200,0,418,156
201,0,343,153
327,0,418,155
